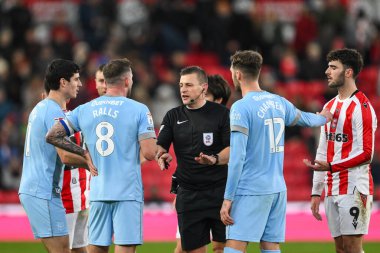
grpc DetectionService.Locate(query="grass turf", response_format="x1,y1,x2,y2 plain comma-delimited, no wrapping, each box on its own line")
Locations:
0,242,380,253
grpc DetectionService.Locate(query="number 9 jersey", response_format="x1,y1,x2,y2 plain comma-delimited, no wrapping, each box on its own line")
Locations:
61,96,156,202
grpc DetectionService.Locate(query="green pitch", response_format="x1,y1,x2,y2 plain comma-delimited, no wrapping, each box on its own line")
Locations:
0,242,379,253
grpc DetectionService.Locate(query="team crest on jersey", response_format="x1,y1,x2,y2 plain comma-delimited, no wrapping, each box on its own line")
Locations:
72,178,77,184
203,133,213,146
363,102,368,108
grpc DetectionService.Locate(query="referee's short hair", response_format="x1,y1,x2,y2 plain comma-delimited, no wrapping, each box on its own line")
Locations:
180,66,208,84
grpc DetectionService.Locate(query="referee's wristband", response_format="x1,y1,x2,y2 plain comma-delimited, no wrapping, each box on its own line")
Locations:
211,154,219,165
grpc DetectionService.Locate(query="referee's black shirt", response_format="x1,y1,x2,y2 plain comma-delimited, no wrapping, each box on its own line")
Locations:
157,101,230,190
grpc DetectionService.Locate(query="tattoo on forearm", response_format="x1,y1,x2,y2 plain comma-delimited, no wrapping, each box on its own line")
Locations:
46,123,86,156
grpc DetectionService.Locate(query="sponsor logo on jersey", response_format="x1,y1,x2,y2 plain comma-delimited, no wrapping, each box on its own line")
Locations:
203,133,213,146
177,120,188,125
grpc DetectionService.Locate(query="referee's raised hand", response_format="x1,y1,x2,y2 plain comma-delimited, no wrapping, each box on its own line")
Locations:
194,152,218,165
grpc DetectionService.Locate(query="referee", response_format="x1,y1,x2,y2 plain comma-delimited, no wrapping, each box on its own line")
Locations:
157,66,230,253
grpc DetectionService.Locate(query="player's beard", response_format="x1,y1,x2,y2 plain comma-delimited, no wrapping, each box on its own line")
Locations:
232,73,241,92
328,70,345,88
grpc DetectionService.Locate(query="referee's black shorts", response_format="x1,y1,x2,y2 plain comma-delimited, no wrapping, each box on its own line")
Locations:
176,184,226,251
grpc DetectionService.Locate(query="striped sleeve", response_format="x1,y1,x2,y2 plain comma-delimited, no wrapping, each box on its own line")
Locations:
330,99,376,173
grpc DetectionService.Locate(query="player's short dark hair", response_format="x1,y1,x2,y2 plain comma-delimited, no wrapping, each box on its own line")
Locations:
326,48,363,78
103,58,132,85
44,59,80,91
98,63,106,72
207,74,231,105
230,50,263,80
180,66,208,84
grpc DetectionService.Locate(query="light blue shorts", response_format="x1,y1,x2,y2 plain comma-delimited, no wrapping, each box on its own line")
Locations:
226,192,286,243
19,193,68,239
89,200,143,246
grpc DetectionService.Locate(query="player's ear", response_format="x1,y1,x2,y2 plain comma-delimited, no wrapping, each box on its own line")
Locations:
59,78,66,88
236,70,242,81
345,68,353,78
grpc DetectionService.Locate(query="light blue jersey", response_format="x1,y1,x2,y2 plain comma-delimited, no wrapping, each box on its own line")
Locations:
224,91,326,199
19,99,66,199
63,96,156,202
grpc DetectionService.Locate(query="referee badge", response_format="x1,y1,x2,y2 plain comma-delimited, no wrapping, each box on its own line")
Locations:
203,133,213,146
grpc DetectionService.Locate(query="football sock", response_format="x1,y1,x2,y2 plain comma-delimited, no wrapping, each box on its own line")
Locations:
224,247,243,253
261,250,281,253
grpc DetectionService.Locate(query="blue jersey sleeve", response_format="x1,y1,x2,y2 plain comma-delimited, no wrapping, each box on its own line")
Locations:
138,106,156,141
230,102,249,135
282,97,326,127
224,131,248,201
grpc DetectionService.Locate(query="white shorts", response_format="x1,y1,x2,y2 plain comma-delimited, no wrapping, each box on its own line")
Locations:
66,209,89,249
324,188,373,237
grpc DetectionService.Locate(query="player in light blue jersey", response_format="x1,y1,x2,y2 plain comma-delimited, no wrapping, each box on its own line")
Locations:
46,58,157,253
219,50,332,253
19,59,90,253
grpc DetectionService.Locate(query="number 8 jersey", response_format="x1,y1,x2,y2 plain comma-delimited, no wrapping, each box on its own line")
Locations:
61,96,156,202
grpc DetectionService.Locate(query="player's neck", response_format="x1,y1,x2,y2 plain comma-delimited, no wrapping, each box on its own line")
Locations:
105,86,127,97
48,91,68,109
337,81,358,100
241,81,263,96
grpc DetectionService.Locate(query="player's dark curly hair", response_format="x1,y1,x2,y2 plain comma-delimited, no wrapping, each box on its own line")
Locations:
230,50,263,79
44,59,80,92
326,48,363,78
207,75,231,105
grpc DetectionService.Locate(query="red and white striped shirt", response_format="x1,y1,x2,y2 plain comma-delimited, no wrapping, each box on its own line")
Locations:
61,132,90,214
312,91,377,196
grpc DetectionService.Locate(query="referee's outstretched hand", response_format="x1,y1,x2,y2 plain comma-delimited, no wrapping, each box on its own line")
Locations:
194,152,217,165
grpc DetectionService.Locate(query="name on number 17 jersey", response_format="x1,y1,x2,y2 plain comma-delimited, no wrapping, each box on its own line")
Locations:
65,96,156,202
230,91,307,195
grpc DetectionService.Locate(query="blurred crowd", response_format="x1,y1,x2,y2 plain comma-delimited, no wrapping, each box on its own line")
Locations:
0,0,379,200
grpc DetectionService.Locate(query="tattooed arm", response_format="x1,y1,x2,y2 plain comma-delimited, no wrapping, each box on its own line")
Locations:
46,121,98,176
